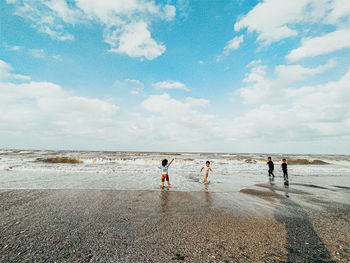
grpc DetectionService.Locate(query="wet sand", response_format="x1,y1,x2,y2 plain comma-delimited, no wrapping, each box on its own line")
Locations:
0,187,349,262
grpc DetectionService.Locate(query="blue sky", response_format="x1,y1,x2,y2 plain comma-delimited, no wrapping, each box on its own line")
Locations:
1,0,350,153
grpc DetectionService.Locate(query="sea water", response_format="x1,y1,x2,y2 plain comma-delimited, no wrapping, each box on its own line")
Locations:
0,150,349,194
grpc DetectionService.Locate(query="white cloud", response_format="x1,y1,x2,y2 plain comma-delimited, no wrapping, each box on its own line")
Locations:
325,0,350,25
5,0,18,4
217,35,244,61
114,79,144,95
7,0,175,60
0,60,30,82
274,59,336,84
234,0,312,44
175,0,190,19
43,26,74,41
8,45,50,59
0,60,119,137
223,35,244,55
29,48,45,58
141,93,208,113
286,29,350,61
163,5,176,21
152,81,189,91
108,21,166,60
45,0,83,24
13,1,76,41
234,0,350,44
230,67,350,142
185,97,210,108
137,93,219,144
10,45,22,51
73,0,174,23
238,59,336,104
52,54,63,60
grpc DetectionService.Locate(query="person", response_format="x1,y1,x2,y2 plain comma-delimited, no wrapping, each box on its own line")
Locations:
281,158,289,185
200,161,214,183
158,158,174,188
267,156,274,177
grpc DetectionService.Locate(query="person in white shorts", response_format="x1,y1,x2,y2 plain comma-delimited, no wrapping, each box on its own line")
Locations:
200,161,214,183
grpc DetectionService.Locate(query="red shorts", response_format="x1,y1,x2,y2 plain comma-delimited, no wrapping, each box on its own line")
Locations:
162,174,169,182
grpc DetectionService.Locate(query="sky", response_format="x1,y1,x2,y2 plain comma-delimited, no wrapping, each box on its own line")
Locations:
0,0,350,154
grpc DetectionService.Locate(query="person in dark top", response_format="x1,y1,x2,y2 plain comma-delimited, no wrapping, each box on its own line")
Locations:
267,156,274,177
281,158,288,183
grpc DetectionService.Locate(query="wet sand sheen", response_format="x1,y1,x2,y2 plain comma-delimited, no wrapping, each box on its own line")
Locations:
0,189,349,262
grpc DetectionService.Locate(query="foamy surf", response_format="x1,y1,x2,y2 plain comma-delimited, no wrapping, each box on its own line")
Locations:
1,150,349,174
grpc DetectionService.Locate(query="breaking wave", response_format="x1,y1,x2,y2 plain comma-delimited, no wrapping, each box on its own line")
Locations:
287,159,329,165
39,157,83,164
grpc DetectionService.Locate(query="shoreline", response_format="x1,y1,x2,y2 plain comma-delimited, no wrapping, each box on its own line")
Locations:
1,188,349,262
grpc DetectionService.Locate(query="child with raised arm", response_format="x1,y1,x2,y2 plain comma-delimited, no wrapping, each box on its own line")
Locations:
200,161,214,183
158,158,174,188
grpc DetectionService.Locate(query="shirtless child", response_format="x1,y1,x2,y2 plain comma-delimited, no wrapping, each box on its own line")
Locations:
200,161,214,183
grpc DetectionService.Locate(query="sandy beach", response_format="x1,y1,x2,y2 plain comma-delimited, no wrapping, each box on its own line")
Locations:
1,184,349,262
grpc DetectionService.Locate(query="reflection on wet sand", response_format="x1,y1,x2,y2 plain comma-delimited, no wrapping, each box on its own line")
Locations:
160,188,169,212
203,183,212,207
284,185,289,198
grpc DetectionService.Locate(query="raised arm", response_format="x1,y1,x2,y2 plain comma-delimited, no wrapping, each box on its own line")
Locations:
169,158,174,165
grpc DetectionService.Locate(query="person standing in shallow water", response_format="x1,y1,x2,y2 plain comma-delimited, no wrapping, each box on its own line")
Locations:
200,161,214,183
267,156,275,177
158,158,174,188
281,158,289,185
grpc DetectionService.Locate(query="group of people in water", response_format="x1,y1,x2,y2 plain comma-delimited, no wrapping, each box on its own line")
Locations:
267,156,289,185
158,156,289,188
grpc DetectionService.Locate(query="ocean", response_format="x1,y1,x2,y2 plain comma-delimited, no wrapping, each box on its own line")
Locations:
1,150,349,198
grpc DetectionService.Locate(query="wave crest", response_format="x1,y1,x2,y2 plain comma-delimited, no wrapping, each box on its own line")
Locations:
40,157,83,164
288,159,329,165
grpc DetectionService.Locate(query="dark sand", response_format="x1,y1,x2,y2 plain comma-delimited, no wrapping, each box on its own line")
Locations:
0,187,349,263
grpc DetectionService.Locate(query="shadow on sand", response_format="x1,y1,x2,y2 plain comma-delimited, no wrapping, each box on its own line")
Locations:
272,182,335,262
